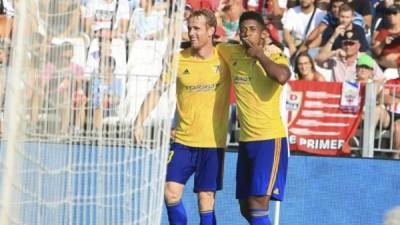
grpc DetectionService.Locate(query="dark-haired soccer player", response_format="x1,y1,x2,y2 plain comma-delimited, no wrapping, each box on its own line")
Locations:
217,11,291,225
133,9,230,225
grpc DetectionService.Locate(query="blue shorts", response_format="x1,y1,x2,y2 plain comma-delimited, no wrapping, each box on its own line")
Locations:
166,143,225,193
236,138,288,201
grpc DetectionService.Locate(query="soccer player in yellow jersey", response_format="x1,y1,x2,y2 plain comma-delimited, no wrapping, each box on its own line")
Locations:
217,11,291,225
133,10,230,225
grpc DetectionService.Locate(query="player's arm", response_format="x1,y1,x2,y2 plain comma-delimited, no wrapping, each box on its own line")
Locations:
257,52,290,85
243,39,290,85
133,76,170,143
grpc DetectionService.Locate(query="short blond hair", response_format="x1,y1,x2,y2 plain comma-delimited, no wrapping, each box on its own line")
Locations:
188,9,217,30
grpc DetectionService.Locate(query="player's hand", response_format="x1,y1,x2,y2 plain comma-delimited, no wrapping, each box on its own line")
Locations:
242,38,264,59
133,125,144,144
170,128,176,141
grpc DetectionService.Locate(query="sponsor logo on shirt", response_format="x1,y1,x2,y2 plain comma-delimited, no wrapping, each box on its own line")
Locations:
184,83,220,92
234,75,251,84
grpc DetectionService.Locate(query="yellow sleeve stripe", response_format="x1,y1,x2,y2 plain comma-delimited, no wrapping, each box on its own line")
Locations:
267,138,282,196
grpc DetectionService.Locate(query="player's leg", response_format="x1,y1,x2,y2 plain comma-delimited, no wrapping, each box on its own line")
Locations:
198,191,216,225
241,138,288,225
165,143,196,225
248,195,271,225
165,182,187,225
195,148,225,225
239,199,250,223
236,141,253,223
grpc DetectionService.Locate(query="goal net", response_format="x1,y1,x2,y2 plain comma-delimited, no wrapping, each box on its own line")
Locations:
0,0,183,225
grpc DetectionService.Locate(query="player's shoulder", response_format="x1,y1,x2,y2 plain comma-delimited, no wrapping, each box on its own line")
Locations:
178,48,195,64
216,42,241,52
179,48,192,58
216,42,243,60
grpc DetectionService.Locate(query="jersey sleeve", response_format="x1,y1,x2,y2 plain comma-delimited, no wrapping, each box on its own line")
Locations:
269,53,289,66
216,43,232,63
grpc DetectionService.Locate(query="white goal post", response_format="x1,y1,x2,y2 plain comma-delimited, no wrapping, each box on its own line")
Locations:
0,0,184,225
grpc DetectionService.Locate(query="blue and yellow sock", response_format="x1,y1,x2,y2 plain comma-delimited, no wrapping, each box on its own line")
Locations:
249,208,270,225
166,200,187,225
199,210,216,225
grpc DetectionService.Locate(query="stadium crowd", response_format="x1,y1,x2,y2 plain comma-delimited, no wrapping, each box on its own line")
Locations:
0,0,399,158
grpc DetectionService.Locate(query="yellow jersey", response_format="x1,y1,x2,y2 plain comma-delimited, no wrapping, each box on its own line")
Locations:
217,43,288,142
171,47,231,148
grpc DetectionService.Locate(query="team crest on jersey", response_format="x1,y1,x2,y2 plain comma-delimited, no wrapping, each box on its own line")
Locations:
286,86,303,126
183,68,190,75
213,65,220,74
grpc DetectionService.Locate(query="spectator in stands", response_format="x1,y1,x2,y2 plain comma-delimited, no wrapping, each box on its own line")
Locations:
245,0,287,29
3,0,44,39
47,0,80,38
294,52,326,81
354,54,393,155
56,43,87,136
315,30,385,82
128,0,166,41
2,0,14,39
92,56,122,132
371,4,400,69
348,0,373,29
26,33,45,132
382,66,400,159
215,0,244,41
41,43,86,135
356,54,378,83
128,0,140,11
264,23,284,52
84,0,130,39
85,25,127,78
0,1,12,40
320,4,369,52
282,0,326,58
186,0,220,11
300,0,365,52
316,0,330,11
373,0,396,32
